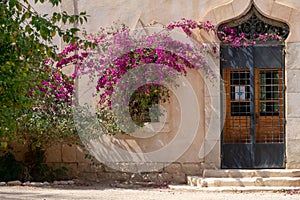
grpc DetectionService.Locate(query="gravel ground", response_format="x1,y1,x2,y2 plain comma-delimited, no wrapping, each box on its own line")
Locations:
0,186,300,200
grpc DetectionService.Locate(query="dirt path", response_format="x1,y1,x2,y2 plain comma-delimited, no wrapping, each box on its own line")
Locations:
0,186,300,200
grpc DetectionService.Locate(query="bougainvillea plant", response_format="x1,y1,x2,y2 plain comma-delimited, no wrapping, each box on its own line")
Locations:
34,18,283,135
218,25,283,47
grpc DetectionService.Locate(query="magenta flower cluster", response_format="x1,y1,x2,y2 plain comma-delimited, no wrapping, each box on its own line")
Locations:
219,26,283,47
167,18,215,35
38,64,74,104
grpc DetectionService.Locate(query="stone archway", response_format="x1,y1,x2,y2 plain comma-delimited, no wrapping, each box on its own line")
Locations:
200,0,300,169
218,5,289,168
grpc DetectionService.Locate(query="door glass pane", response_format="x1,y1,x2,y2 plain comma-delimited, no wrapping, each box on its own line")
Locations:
231,86,250,100
259,71,279,85
231,71,250,85
259,102,279,116
260,86,279,100
259,70,280,116
231,102,250,116
230,71,251,116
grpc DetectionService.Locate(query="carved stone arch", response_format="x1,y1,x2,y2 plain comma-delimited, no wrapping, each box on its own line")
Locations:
216,1,290,169
199,0,300,169
200,0,297,42
217,5,290,42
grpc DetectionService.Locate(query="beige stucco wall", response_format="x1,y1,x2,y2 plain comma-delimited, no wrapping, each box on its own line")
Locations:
58,0,219,169
30,0,300,176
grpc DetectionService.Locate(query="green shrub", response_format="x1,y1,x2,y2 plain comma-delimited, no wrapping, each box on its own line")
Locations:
0,152,26,182
0,149,68,182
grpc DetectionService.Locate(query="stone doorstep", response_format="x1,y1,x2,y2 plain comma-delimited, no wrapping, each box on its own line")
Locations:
203,169,300,178
187,169,300,188
187,177,300,187
168,185,300,192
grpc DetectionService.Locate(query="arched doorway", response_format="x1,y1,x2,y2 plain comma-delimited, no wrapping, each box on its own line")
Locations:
218,6,290,168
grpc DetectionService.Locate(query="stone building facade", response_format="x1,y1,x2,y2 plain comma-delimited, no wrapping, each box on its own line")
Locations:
27,0,300,183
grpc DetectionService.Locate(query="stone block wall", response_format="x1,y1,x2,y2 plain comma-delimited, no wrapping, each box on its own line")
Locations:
286,42,300,168
44,144,203,183
1,142,204,183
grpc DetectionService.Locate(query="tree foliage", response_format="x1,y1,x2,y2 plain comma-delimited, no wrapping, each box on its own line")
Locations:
0,0,87,145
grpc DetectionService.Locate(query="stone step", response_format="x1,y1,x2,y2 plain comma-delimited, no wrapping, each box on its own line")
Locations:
169,185,300,192
187,176,300,187
203,169,300,178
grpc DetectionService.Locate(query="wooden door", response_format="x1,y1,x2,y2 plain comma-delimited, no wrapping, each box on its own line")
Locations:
255,69,284,144
221,45,285,168
222,69,251,144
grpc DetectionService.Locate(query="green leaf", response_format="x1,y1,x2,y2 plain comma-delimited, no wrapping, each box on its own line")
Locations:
51,30,56,37
40,29,47,40
69,16,74,23
25,25,32,34
61,12,68,24
70,28,80,34
46,48,52,57
9,0,16,8
49,0,61,6
24,12,31,19
9,36,16,42
17,3,22,12
57,13,61,22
